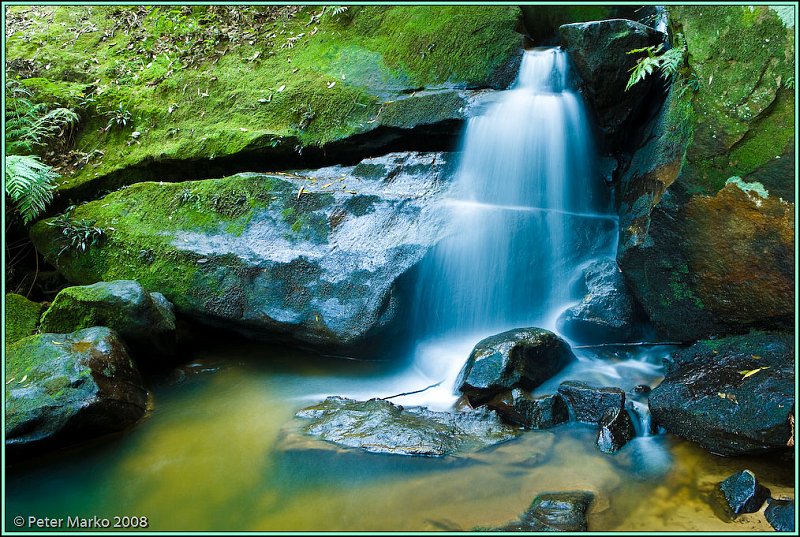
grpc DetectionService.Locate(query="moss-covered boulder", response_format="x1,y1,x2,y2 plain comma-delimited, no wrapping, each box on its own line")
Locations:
290,396,518,457
616,6,795,341
31,152,455,349
6,6,522,200
5,294,46,347
6,326,148,459
40,280,177,360
649,331,794,456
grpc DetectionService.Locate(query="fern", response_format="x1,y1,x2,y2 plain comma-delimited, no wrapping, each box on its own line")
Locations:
5,79,80,153
625,34,688,92
5,155,59,224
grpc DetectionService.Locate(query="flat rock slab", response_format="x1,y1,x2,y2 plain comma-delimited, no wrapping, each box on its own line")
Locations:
649,332,794,456
457,327,575,405
5,327,147,459
291,396,518,457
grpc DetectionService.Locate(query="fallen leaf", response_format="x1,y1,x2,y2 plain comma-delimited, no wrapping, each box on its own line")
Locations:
327,81,336,89
277,84,286,92
6,377,15,385
19,374,28,383
321,183,333,189
739,366,770,379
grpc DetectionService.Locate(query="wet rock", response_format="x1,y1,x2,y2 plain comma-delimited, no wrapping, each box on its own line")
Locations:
40,280,176,360
559,19,664,139
765,498,795,532
5,327,147,459
556,258,644,344
31,153,456,350
293,396,518,457
557,381,626,424
456,328,575,406
718,470,770,515
596,407,636,454
632,384,651,394
492,491,594,531
488,389,569,429
649,332,794,456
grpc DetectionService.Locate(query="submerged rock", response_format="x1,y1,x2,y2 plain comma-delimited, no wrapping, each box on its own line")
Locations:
40,280,176,359
649,332,794,456
488,389,569,429
556,258,643,344
456,328,575,405
557,381,626,424
765,498,795,532
5,327,147,459
31,152,456,350
492,491,594,532
293,396,518,457
596,407,635,454
718,470,770,516
559,19,664,139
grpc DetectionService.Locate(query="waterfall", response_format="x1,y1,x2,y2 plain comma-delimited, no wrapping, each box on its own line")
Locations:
401,48,618,407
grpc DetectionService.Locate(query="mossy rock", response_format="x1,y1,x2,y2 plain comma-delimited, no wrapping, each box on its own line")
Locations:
6,6,522,200
6,326,148,460
616,6,795,341
40,280,177,361
5,294,46,347
30,152,456,349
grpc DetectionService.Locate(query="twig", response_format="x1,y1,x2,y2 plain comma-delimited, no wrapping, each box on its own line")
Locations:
573,341,683,349
380,380,444,401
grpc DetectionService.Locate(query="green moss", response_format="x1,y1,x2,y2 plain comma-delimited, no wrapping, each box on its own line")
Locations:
352,163,387,179
377,91,465,129
5,294,46,347
7,6,521,196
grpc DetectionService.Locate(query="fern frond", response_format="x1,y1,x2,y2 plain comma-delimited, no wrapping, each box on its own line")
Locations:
5,155,59,224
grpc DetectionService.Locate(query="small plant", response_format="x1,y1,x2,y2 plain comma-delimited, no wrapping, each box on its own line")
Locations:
105,103,132,130
46,209,107,256
5,155,59,224
5,79,80,154
625,34,687,92
175,188,199,206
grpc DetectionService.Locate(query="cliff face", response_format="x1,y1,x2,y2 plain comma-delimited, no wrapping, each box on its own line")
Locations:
616,6,795,341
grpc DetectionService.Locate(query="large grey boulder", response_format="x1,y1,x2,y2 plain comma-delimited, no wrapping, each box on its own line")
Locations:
5,327,148,459
31,152,456,350
40,280,176,359
649,332,794,456
456,328,576,405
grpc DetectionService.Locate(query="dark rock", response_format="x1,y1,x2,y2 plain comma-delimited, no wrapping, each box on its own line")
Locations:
31,153,457,350
649,332,794,456
556,258,644,344
558,381,626,424
559,19,664,139
492,491,594,531
293,396,518,457
718,470,770,515
40,280,177,360
456,328,575,405
488,389,569,429
596,407,636,454
5,327,147,459
765,498,795,532
632,384,651,394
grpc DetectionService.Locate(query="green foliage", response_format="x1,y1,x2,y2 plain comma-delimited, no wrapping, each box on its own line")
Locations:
45,208,107,256
5,79,80,154
104,103,132,130
5,155,59,224
625,34,687,91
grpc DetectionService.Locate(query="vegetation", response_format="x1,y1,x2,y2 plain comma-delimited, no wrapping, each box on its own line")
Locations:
45,208,107,256
625,34,686,91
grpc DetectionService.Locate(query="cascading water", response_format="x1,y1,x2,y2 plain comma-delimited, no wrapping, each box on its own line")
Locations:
399,48,619,407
